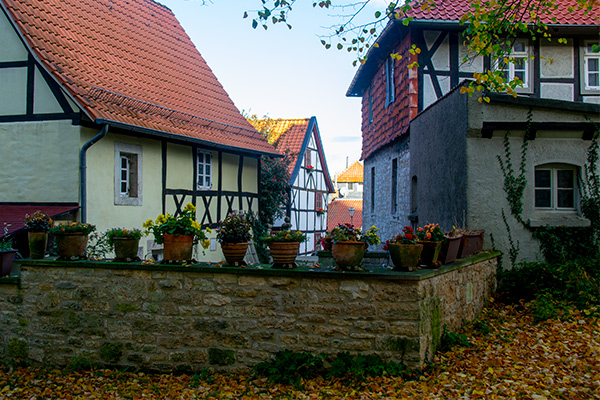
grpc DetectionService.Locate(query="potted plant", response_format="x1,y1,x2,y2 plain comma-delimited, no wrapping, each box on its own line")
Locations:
316,208,325,216
49,222,96,260
329,224,380,270
458,229,485,258
23,211,53,259
262,230,306,268
0,240,17,277
106,228,143,261
416,223,446,267
217,212,252,266
143,203,210,262
386,226,423,271
439,227,463,264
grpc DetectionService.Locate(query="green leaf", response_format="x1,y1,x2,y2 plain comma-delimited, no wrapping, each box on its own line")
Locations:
375,11,381,18
337,43,343,50
252,19,258,29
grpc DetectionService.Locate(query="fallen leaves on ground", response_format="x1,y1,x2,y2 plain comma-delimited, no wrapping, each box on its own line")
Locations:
1,302,598,399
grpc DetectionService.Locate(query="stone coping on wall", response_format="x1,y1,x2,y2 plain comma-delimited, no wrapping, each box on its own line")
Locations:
4,251,500,283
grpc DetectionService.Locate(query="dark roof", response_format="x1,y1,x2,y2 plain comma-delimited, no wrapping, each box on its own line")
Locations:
2,0,278,156
0,205,79,237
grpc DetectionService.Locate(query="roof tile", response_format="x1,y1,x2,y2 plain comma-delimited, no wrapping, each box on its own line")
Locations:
327,199,363,232
4,0,277,155
336,161,364,183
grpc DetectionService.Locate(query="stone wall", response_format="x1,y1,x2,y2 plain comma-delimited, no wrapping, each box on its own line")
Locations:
0,252,498,373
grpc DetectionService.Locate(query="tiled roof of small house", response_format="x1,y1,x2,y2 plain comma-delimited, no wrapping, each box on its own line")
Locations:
2,0,278,156
336,161,364,183
404,0,598,25
0,205,79,238
327,199,363,232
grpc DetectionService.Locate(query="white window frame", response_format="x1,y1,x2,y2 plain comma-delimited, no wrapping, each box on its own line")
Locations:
196,150,213,190
534,164,577,211
114,142,143,206
583,40,600,91
495,39,531,92
385,56,395,107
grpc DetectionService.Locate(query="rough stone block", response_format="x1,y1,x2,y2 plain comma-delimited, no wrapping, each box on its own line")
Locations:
204,294,231,307
238,276,266,287
339,280,370,299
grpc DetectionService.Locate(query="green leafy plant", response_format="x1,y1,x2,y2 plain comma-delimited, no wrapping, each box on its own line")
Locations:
216,213,252,244
416,223,446,242
23,211,53,232
143,203,210,248
384,226,418,251
49,222,95,235
438,325,471,353
86,232,112,260
252,350,324,386
328,352,410,379
262,230,306,243
329,224,380,246
0,240,15,251
105,228,143,246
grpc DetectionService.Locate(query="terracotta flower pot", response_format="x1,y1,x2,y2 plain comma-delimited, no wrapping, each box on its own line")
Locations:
417,241,443,266
221,242,249,266
439,235,462,264
459,231,485,258
113,237,140,260
163,234,193,262
28,231,48,259
269,241,300,269
0,250,17,277
55,233,88,259
388,243,423,271
331,241,366,270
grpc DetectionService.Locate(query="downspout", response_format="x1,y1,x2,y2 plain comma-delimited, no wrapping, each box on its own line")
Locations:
79,124,109,223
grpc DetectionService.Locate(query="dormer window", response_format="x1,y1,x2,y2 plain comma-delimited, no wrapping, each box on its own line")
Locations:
496,39,531,90
584,41,600,90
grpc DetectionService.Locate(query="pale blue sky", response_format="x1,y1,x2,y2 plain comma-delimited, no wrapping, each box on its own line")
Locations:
158,0,374,175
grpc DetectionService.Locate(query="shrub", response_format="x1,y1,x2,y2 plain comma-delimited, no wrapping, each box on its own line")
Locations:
438,325,470,353
252,350,324,386
328,352,409,379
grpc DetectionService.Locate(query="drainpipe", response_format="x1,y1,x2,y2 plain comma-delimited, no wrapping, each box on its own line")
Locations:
79,124,109,223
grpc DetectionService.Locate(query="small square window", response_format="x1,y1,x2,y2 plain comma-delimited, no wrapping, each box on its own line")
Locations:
114,143,142,206
534,166,577,210
583,41,600,91
197,150,212,190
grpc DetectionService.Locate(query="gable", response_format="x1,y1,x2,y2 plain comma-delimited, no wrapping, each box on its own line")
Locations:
2,0,277,155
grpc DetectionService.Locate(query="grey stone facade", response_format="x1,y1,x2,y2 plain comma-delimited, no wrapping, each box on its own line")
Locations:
363,136,411,247
0,255,497,372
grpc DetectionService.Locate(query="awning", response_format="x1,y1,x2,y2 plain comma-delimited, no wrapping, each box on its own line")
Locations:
0,204,79,237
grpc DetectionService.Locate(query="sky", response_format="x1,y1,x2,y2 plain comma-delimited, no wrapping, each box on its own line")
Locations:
158,0,374,176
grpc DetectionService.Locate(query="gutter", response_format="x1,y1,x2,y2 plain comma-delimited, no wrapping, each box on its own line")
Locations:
79,124,109,223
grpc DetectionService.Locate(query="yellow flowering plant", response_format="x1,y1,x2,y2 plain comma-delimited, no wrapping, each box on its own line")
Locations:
143,203,210,248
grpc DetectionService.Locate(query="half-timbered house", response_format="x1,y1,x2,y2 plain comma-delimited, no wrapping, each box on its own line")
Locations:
0,0,279,261
249,117,335,255
347,0,599,262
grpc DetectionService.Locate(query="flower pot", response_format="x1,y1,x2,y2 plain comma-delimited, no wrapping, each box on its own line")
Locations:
417,241,443,266
113,237,140,261
388,243,423,271
459,231,485,258
439,235,462,264
221,242,249,266
163,234,194,262
0,250,17,277
269,241,301,269
331,241,367,270
28,231,48,259
55,233,88,260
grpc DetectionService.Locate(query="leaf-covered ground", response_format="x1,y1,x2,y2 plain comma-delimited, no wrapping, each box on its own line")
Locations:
1,302,598,399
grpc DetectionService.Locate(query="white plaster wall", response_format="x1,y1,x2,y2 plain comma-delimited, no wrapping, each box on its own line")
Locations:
540,40,574,78
0,10,28,61
0,120,80,202
33,67,63,114
166,143,193,190
541,83,574,101
0,68,27,115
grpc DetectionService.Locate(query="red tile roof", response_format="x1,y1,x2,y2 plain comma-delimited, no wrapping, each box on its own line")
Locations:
336,161,364,183
3,0,277,155
404,0,598,25
327,199,363,232
0,205,79,237
248,118,310,176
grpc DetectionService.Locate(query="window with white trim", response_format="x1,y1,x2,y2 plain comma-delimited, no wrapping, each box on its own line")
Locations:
197,150,212,190
385,56,395,107
496,39,530,89
584,41,600,90
114,142,142,206
534,165,577,210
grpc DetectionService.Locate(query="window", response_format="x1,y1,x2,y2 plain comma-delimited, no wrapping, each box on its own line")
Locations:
584,41,600,90
197,150,212,190
114,142,142,206
391,158,398,214
385,56,395,107
315,193,322,210
496,39,530,89
370,167,375,212
348,182,354,191
305,149,312,168
534,165,577,210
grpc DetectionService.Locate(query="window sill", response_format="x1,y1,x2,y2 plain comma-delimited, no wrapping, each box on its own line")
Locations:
528,214,590,228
